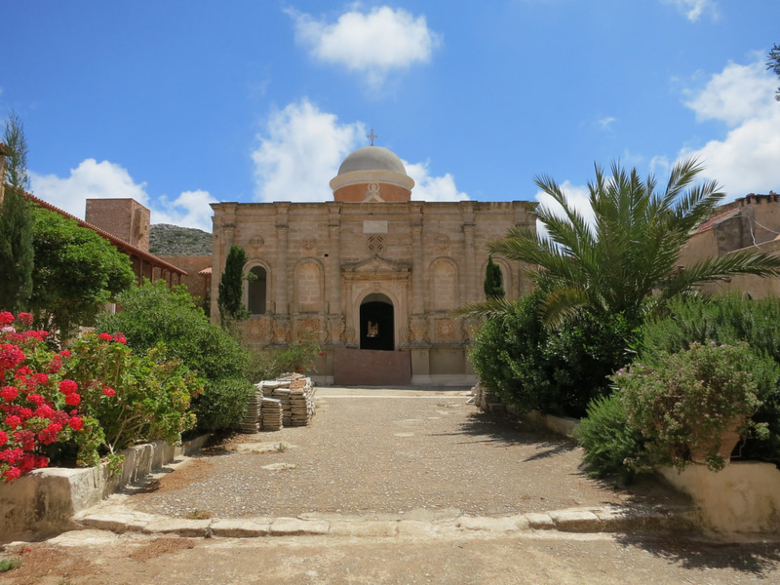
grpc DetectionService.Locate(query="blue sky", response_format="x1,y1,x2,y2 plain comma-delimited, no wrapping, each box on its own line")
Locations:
2,0,779,232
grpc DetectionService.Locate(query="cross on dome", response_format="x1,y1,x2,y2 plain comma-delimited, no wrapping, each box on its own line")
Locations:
367,129,378,146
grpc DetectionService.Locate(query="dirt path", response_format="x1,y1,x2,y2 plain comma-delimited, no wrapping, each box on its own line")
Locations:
1,529,778,585
124,388,686,519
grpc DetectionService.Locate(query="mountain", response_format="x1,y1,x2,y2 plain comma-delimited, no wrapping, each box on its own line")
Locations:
149,224,212,257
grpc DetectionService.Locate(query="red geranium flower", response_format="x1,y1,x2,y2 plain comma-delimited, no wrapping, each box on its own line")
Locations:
17,313,33,326
27,393,45,406
58,380,78,395
65,393,81,406
4,415,21,429
102,387,116,397
68,416,83,431
4,467,21,481
0,431,7,447
98,333,112,341
0,312,14,325
112,333,127,344
0,386,18,403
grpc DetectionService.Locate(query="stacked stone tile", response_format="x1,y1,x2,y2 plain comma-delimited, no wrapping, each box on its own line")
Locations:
239,384,264,433
261,397,283,431
240,375,316,433
288,377,316,426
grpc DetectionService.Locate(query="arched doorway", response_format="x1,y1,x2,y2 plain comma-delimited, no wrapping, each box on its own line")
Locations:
360,293,394,351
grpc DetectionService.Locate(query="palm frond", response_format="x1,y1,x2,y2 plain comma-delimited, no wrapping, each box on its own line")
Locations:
452,298,521,321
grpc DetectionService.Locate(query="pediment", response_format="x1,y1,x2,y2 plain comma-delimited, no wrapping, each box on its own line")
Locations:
342,256,411,276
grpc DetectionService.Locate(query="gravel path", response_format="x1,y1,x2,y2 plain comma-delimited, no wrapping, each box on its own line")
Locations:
127,387,687,519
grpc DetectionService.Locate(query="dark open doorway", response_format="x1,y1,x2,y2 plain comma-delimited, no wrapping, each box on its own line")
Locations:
360,294,394,351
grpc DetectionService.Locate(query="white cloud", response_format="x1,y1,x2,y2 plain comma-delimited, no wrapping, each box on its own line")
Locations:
661,0,719,22
678,56,780,198
289,6,441,88
597,116,616,130
252,99,364,202
684,58,776,126
406,161,468,202
534,181,594,241
30,158,215,233
30,159,150,218
251,99,468,203
153,190,218,232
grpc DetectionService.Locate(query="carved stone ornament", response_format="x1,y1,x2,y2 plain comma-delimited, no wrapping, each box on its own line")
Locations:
327,314,346,344
364,182,383,202
249,235,265,253
272,316,291,344
367,234,386,255
435,234,450,252
408,315,429,343
302,235,317,250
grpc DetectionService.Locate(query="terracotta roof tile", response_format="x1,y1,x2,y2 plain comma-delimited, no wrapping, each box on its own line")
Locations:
25,192,187,275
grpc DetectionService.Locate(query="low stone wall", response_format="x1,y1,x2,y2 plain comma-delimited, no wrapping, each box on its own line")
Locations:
471,384,579,437
660,462,780,534
0,435,210,543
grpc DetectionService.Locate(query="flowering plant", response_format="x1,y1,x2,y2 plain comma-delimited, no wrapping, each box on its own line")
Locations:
615,341,777,472
0,311,102,480
0,311,200,481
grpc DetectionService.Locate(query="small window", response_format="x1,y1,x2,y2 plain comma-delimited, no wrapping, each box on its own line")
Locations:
248,266,267,315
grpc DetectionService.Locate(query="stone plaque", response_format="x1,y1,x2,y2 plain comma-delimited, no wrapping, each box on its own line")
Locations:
363,220,388,234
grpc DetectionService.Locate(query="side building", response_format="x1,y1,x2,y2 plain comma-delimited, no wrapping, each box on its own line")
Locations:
211,145,536,386
679,192,780,298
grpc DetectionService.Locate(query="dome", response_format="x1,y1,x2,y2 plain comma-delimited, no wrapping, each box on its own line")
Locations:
337,146,408,176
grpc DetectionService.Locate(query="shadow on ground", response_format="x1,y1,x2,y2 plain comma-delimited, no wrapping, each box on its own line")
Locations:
438,409,579,458
616,533,780,576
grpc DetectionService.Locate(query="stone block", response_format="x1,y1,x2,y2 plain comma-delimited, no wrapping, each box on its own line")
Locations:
210,519,271,538
269,517,330,536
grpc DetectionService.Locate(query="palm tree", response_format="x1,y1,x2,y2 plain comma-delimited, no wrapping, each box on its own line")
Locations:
458,158,780,327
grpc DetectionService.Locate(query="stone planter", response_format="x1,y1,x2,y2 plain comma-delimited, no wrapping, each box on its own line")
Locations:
660,461,780,534
688,417,744,466
0,435,210,543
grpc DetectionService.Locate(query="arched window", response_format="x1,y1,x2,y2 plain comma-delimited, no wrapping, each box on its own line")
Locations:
248,266,267,315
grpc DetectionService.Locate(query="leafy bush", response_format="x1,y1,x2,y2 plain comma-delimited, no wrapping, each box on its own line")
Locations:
616,341,778,472
576,393,646,481
96,280,253,433
30,205,134,343
65,335,199,454
0,312,197,479
469,293,635,417
640,294,780,465
245,337,325,384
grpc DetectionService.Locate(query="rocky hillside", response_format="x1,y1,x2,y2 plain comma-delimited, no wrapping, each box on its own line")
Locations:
149,224,212,256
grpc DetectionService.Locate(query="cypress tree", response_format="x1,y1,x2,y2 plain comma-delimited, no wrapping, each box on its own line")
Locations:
0,113,34,312
484,254,505,299
0,186,34,312
218,245,249,323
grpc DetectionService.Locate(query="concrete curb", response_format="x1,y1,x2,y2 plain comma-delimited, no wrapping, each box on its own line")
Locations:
74,503,696,539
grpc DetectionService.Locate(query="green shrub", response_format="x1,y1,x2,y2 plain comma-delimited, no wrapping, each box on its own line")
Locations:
640,294,780,465
245,337,324,384
616,341,778,472
65,335,199,453
576,393,646,481
469,293,635,417
96,280,252,433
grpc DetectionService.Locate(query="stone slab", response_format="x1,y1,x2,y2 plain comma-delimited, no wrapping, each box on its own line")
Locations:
269,517,330,536
525,513,555,530
210,519,271,538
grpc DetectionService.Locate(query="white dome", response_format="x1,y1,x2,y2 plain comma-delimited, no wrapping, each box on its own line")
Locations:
337,146,408,176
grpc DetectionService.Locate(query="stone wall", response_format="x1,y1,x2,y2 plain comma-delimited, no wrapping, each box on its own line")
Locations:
157,255,211,302
0,436,209,543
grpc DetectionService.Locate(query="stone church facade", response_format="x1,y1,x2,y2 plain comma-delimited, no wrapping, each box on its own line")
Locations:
210,145,535,385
